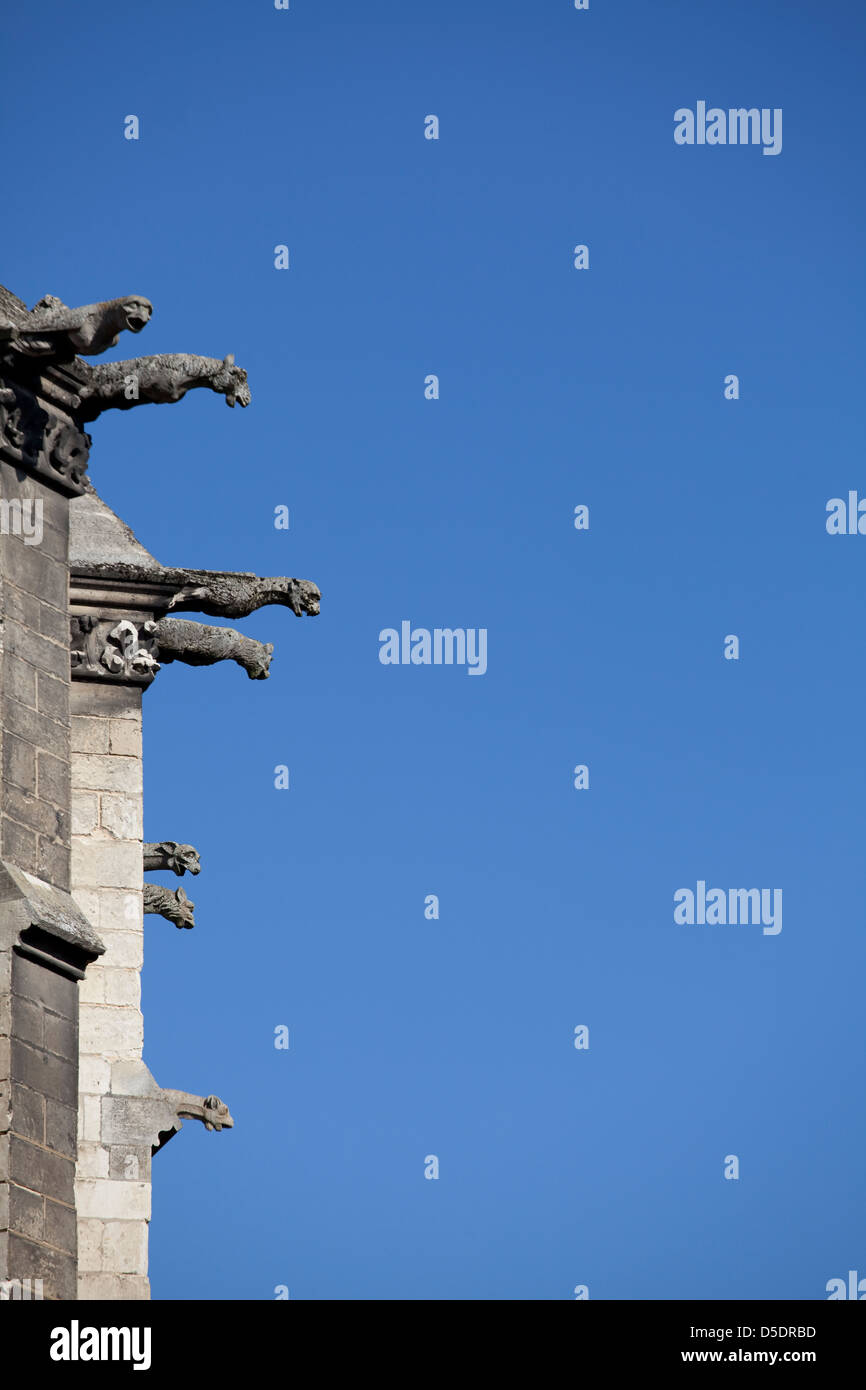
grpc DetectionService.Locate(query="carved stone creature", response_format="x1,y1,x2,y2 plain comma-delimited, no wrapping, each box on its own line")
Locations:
155,617,273,680
143,843,201,876
0,293,153,359
143,884,195,929
78,353,250,419
162,1091,233,1132
163,571,321,620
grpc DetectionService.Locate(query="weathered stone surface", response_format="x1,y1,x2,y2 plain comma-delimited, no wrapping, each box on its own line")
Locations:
142,884,194,930
78,353,250,419
0,860,103,961
163,571,320,619
0,380,91,495
155,617,273,679
163,1092,233,1134
0,293,152,360
71,616,159,684
142,843,200,877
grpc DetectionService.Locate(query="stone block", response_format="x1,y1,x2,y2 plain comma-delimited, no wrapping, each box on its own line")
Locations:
45,1099,77,1158
109,720,141,757
102,970,139,1008
5,655,36,709
77,1272,150,1300
102,1220,148,1276
37,837,69,891
10,1040,76,1107
39,601,68,646
5,619,68,681
78,967,105,1005
91,927,142,969
99,794,141,841
79,1007,142,1059
36,751,69,808
78,1056,111,1097
7,1234,76,1300
70,884,101,925
43,1198,76,1255
9,1135,75,1204
72,840,142,891
37,672,67,724
76,1145,109,1180
71,718,110,754
8,1185,44,1242
76,1179,150,1222
1,817,38,872
13,954,77,1019
10,1083,44,1144
5,785,63,838
79,1093,101,1143
77,1217,104,1272
14,997,43,1049
70,755,142,795
1,733,36,794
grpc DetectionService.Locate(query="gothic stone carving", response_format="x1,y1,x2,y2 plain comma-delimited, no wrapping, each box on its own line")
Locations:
143,884,195,930
164,571,321,620
143,842,201,876
77,353,250,420
0,381,91,494
71,616,160,683
0,293,152,361
155,617,273,680
162,1092,234,1133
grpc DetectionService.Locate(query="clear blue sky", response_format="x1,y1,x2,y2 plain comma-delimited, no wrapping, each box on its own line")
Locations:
4,0,865,1299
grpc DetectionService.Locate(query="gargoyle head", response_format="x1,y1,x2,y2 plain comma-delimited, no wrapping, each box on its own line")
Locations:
121,297,153,334
214,354,251,408
202,1096,232,1131
163,842,201,876
246,642,274,679
286,578,321,617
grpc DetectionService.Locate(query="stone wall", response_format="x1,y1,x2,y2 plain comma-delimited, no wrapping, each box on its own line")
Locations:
70,683,150,1299
0,457,72,891
1,447,102,1301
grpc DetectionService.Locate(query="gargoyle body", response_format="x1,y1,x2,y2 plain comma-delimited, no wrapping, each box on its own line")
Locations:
143,884,195,929
155,616,273,680
0,293,152,360
78,353,250,420
143,842,201,876
163,570,321,620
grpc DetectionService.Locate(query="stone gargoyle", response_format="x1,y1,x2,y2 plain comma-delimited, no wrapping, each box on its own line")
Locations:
155,617,273,680
143,843,201,877
143,884,195,929
0,292,153,359
163,571,321,620
162,1092,234,1133
77,352,250,420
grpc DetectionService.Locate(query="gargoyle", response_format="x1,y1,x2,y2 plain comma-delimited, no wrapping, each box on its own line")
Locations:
161,1091,234,1133
155,617,273,680
77,353,250,420
163,571,321,620
143,884,195,929
0,292,152,360
143,842,201,876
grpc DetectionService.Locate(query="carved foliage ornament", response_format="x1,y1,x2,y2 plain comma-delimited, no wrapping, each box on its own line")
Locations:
71,616,160,682
0,382,91,495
